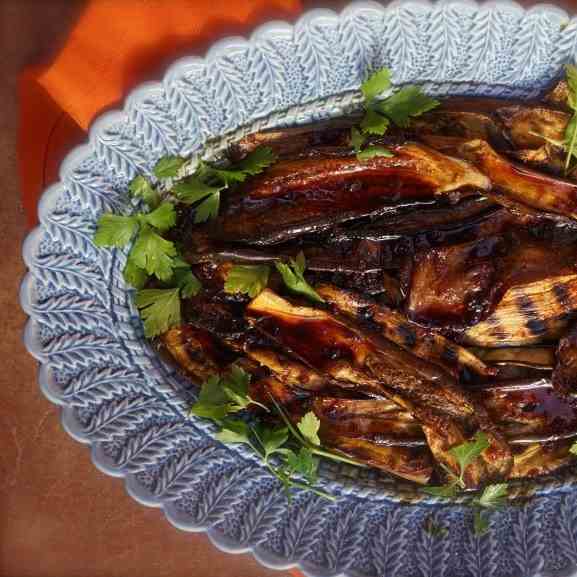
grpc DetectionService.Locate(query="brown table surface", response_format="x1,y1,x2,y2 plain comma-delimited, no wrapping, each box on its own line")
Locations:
2,1,577,576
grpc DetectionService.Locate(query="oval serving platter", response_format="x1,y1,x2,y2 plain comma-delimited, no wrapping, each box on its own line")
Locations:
20,1,577,576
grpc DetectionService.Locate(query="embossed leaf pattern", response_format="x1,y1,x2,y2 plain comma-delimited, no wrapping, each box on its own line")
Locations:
236,483,286,545
323,502,366,570
85,395,173,441
153,446,224,500
465,509,496,577
370,508,409,577
414,509,450,577
558,493,577,566
281,493,327,560
116,421,195,471
61,365,144,407
510,502,545,577
21,3,577,577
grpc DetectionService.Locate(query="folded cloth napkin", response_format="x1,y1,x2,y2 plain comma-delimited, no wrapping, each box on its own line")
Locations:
19,0,301,226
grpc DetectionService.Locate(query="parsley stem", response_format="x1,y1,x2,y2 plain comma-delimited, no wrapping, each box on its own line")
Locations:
267,393,308,443
247,422,335,501
309,446,367,468
267,393,366,468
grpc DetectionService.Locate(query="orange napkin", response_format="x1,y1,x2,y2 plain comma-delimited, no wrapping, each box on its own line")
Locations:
19,0,302,227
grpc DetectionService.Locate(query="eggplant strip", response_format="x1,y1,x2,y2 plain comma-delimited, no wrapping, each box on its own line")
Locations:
261,376,434,484
315,284,494,378
246,289,512,485
237,144,490,200
509,441,574,479
160,325,234,381
246,346,329,391
209,144,490,245
552,323,577,398
246,289,475,418
322,435,433,484
457,139,577,222
496,105,569,149
472,346,556,369
463,273,577,347
229,117,361,160
407,236,504,329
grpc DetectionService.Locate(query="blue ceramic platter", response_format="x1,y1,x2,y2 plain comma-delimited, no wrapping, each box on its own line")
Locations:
20,1,577,575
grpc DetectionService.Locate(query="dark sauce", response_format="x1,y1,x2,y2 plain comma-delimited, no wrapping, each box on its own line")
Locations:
255,315,369,372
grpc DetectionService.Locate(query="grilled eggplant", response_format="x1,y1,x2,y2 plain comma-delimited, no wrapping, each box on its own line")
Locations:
160,325,234,380
509,441,574,479
407,236,504,329
553,324,577,398
158,84,577,490
324,436,433,484
206,144,490,245
496,105,569,149
315,284,494,378
463,274,577,347
246,289,475,418
457,139,577,222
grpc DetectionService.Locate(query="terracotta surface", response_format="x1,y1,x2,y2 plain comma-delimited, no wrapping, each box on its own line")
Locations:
1,1,576,576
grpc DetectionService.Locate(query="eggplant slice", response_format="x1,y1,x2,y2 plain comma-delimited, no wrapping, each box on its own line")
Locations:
407,236,505,329
204,144,490,245
457,139,577,222
315,283,494,378
553,323,577,398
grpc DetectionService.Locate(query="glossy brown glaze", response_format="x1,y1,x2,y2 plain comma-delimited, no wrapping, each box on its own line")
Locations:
458,139,577,221
210,144,490,244
553,323,577,398
315,283,494,377
407,236,504,329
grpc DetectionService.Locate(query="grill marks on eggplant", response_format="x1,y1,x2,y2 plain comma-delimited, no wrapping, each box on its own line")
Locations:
162,94,577,487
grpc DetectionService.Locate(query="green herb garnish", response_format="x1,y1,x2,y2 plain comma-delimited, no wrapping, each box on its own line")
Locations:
135,288,181,338
275,251,324,303
153,155,187,179
472,483,508,536
172,146,276,223
353,67,439,160
188,367,363,501
224,264,271,298
189,365,268,419
423,431,489,496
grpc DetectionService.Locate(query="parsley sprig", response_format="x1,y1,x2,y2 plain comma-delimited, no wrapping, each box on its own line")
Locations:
172,147,276,223
189,365,269,419
224,264,271,298
352,67,439,160
424,431,490,497
94,146,277,337
189,365,362,501
422,432,509,536
223,251,322,304
94,193,202,337
275,252,324,303
564,64,577,174
472,483,508,536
